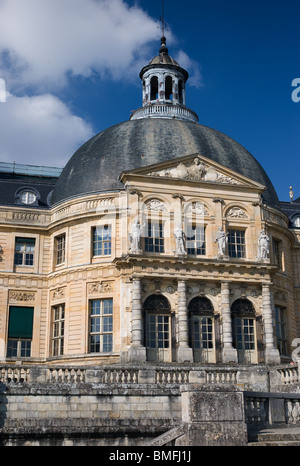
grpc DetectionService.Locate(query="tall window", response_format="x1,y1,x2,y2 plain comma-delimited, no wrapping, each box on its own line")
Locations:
272,239,281,268
186,224,206,255
51,304,65,356
144,295,171,362
89,299,113,353
228,230,246,258
14,237,35,266
275,306,287,356
188,297,214,363
165,76,173,100
7,306,34,358
93,225,112,256
145,221,164,253
55,234,66,265
231,299,256,363
150,76,158,100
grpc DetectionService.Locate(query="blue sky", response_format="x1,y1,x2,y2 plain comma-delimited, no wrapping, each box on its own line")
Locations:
0,0,299,202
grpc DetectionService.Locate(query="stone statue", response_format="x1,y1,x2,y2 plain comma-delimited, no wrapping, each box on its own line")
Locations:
174,224,186,254
215,227,228,256
130,218,143,252
257,230,269,260
186,157,206,180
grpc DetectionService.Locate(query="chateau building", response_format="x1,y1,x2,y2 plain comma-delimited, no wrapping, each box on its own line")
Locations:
0,35,300,371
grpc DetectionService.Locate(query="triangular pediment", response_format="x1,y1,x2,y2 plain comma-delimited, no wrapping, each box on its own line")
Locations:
119,153,266,190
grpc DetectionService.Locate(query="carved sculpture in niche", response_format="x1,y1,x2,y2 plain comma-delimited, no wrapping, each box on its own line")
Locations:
174,224,186,255
257,230,270,260
226,207,248,219
215,227,228,256
88,281,114,294
129,218,143,253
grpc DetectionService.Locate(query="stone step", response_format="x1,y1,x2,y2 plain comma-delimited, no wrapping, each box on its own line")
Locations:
249,440,300,446
248,427,300,446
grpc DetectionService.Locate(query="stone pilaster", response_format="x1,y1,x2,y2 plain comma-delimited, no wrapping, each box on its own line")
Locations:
262,283,281,364
128,278,146,362
221,282,238,363
177,280,193,362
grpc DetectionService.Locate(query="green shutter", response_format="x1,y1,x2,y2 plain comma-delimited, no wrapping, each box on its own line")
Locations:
8,307,34,339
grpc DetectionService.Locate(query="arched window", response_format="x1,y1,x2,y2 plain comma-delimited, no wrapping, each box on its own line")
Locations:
188,297,215,363
231,299,256,363
178,80,183,104
144,295,172,362
150,76,158,101
165,76,173,100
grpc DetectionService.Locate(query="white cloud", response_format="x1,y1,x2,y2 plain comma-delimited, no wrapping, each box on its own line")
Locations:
0,0,202,167
175,50,204,89
0,0,160,91
0,93,93,166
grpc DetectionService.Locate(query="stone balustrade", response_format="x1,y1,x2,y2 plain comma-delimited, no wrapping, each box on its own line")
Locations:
244,392,300,427
130,104,199,123
0,362,299,391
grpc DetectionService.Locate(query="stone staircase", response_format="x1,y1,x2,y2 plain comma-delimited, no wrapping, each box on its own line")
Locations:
248,426,300,446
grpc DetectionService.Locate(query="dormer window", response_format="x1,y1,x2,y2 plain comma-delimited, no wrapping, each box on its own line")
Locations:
292,215,300,228
20,191,37,205
15,187,40,206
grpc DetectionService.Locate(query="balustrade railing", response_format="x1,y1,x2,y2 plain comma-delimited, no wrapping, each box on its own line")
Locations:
0,362,299,392
130,104,199,123
244,392,300,427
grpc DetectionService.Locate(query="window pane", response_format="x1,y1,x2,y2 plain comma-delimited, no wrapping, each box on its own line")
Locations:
93,226,111,256
145,221,164,253
89,299,113,353
14,238,36,266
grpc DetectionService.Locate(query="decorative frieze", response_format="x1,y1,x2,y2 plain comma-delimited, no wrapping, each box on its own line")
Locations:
87,281,114,295
51,287,66,301
9,290,36,303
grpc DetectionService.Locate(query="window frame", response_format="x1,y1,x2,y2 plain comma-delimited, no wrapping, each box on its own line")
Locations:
89,298,113,353
144,220,164,253
185,223,206,256
55,234,66,266
51,304,65,357
14,237,36,267
275,305,288,356
92,225,112,257
7,306,34,359
228,229,246,258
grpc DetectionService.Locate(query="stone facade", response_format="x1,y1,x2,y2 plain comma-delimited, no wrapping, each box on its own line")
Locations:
1,34,300,447
0,155,298,366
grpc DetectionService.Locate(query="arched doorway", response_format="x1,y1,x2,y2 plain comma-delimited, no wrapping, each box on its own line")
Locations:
231,299,257,363
188,297,215,363
144,294,172,362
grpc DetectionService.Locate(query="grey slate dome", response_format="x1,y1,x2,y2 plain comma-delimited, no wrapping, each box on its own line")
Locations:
51,118,279,207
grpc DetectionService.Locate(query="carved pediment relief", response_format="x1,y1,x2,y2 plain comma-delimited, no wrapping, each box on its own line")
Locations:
148,156,241,185
120,154,265,190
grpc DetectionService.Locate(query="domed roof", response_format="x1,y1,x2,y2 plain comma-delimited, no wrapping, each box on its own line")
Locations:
51,118,279,207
